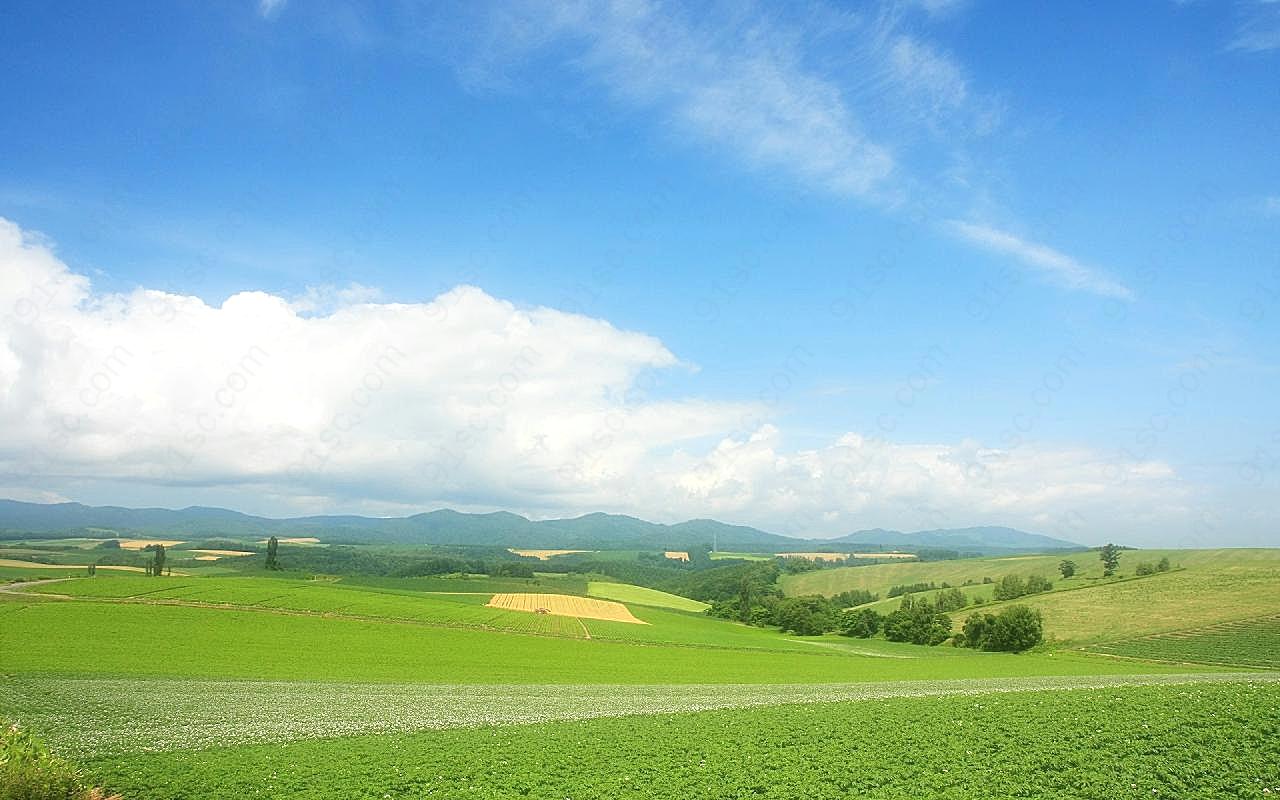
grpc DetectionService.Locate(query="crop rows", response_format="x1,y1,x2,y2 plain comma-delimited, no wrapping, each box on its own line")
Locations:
71,680,1280,800
4,672,1276,759
1087,614,1280,668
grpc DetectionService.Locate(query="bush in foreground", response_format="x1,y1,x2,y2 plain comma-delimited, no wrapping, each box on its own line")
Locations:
1,720,120,800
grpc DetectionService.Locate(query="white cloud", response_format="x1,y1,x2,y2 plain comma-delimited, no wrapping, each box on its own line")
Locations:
0,217,1195,541
1262,195,1280,217
945,220,1134,300
258,0,286,20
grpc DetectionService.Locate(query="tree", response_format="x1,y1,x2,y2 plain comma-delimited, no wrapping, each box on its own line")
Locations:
151,544,165,577
1135,562,1155,576
960,605,1043,652
265,536,281,571
1157,556,1171,572
87,563,97,577
774,596,837,636
1025,574,1053,594
840,608,882,638
883,595,952,646
961,612,996,649
1099,543,1121,577
1058,559,1076,579
985,605,1043,652
993,574,1027,601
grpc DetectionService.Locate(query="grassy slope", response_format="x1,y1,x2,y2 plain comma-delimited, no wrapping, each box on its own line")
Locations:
587,580,710,611
0,600,1198,684
1086,615,1280,669
787,548,1280,646
19,575,819,653
83,682,1280,800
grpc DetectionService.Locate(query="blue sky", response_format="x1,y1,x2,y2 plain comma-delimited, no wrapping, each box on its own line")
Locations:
0,1,1277,546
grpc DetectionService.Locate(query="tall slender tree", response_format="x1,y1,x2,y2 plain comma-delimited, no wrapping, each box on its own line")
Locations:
1098,543,1121,577
265,536,281,571
151,544,166,577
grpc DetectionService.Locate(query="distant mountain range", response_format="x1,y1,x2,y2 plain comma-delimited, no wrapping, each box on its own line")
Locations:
0,499,1086,554
835,526,1084,553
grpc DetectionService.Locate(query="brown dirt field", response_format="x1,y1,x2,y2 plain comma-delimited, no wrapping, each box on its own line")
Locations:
507,548,593,560
663,551,690,561
486,592,648,624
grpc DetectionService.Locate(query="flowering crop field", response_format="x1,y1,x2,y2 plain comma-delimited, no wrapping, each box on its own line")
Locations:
55,680,1280,800
1086,614,1280,668
3,672,1273,759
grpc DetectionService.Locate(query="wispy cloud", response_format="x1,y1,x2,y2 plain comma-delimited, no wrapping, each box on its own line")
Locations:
258,0,286,20
497,3,898,201
945,220,1134,300
1262,195,1280,217
1228,0,1280,52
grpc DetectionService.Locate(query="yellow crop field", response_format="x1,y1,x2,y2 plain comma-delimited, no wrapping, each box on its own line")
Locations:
507,549,593,560
0,559,147,573
664,551,689,561
486,593,647,624
776,552,850,562
117,539,185,550
190,549,255,557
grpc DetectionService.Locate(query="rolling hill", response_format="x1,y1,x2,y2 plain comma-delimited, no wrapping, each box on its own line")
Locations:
0,499,1075,553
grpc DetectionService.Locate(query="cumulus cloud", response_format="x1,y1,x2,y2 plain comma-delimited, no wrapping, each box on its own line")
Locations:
1,217,1183,539
945,220,1134,300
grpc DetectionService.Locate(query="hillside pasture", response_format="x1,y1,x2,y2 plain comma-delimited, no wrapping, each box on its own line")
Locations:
949,550,1280,645
587,581,709,612
0,596,1203,684
1086,614,1280,669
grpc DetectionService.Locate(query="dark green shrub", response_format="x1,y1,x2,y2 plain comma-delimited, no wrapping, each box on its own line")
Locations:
985,605,1043,652
840,608,882,638
1,720,119,800
883,596,951,646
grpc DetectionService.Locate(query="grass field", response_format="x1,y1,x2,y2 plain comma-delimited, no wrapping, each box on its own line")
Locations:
1085,614,1280,669
11,680,1272,799
0,589,1205,684
4,552,1277,799
588,580,710,611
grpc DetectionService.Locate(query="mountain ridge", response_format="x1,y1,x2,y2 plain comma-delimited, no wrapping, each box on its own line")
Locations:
0,499,1085,553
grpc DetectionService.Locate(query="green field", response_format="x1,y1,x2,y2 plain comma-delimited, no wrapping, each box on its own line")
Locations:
1086,615,1280,669
588,580,710,611
4,551,1278,799
14,680,1276,799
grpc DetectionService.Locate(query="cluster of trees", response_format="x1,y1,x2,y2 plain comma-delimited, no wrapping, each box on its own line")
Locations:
958,605,1043,652
143,544,166,577
1135,557,1172,576
991,573,1053,601
887,581,938,598
831,588,877,607
882,595,953,645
